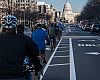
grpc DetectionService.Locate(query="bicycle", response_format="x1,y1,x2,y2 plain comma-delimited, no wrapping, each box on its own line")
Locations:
23,56,43,80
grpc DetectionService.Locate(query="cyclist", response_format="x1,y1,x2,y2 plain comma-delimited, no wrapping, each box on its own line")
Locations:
55,22,63,40
17,24,39,56
48,23,56,51
31,23,50,64
17,24,40,80
0,14,42,80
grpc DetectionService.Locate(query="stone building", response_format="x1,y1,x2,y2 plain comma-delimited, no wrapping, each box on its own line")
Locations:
63,1,79,23
36,1,56,22
63,1,74,23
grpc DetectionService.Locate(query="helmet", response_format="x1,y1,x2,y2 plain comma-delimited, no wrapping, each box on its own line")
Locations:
1,15,17,28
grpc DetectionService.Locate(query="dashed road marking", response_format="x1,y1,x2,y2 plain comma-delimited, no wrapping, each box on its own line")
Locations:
56,50,69,52
78,40,96,42
97,38,100,40
78,44,96,47
53,56,69,58
63,36,98,39
58,46,67,48
59,44,69,46
85,52,100,55
49,63,70,67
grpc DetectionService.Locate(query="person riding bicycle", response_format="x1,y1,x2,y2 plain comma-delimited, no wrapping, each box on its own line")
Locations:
0,14,42,80
55,22,63,40
31,23,50,64
48,23,56,51
17,24,40,80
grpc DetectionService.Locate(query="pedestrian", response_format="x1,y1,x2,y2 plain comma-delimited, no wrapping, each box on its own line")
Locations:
0,14,42,80
31,23,50,64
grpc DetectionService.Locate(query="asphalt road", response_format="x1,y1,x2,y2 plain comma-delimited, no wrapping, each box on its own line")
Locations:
24,25,100,80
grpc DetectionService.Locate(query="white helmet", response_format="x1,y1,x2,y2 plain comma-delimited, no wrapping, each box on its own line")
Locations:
1,15,17,28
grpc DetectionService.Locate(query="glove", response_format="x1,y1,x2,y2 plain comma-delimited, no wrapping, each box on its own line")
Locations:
34,64,42,76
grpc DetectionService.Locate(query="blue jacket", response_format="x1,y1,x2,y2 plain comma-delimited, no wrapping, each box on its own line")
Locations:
31,28,49,51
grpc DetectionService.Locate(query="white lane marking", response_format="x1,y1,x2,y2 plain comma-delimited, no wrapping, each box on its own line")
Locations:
60,42,69,44
63,36,98,38
49,63,70,67
69,38,76,80
56,50,69,52
78,40,95,42
78,44,96,47
58,46,67,48
59,44,69,45
40,37,62,80
78,44,85,46
53,56,69,58
85,44,92,46
92,44,96,46
85,52,100,55
97,38,100,40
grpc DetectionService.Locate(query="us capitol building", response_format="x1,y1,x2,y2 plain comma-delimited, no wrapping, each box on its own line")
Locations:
63,1,80,23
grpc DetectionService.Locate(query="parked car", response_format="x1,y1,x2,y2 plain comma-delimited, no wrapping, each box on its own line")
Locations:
90,24,100,33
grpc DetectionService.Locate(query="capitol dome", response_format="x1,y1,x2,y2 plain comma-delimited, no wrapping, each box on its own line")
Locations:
63,1,75,23
63,2,72,13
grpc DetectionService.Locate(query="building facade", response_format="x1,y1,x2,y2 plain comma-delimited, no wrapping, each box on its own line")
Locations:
36,1,56,22
63,1,74,23
63,1,79,23
14,0,36,11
